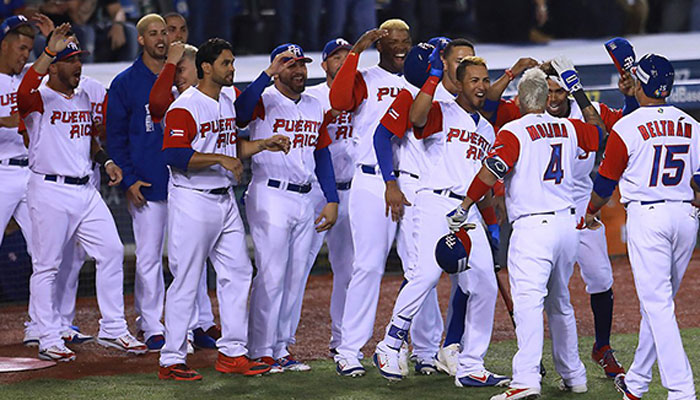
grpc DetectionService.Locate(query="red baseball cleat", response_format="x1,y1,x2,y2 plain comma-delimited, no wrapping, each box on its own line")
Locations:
592,343,625,378
158,364,202,381
215,353,271,376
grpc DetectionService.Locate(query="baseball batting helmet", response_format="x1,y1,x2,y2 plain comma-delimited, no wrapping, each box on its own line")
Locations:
632,53,674,99
435,224,474,274
404,42,434,89
604,37,635,75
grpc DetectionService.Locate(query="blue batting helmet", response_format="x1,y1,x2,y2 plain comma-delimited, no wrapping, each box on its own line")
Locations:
404,42,433,89
604,37,635,74
632,53,674,99
435,226,473,274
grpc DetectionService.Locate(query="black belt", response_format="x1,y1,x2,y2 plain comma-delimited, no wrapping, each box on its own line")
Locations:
207,186,230,195
44,174,90,185
5,158,28,167
525,208,576,218
267,179,311,194
394,170,420,180
433,189,465,201
360,164,377,175
337,181,352,191
639,200,692,206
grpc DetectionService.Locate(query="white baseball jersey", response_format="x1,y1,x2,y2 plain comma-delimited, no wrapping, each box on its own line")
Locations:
345,65,405,166
418,100,495,194
19,68,93,177
162,86,239,189
491,113,600,222
305,82,354,182
0,66,29,160
598,105,700,203
247,85,330,184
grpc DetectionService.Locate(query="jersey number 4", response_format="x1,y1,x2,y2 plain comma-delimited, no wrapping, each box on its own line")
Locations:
649,144,689,187
543,144,564,184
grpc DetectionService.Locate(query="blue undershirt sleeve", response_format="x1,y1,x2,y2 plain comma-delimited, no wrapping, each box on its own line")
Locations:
314,147,339,203
234,71,271,125
373,124,396,182
164,148,195,172
592,173,618,199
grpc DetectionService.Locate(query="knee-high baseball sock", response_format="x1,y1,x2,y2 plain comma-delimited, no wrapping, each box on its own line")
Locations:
443,287,468,347
590,288,614,349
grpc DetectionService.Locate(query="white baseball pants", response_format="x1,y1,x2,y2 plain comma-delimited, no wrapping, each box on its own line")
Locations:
27,172,128,350
289,183,353,350
0,164,32,250
624,202,697,400
381,191,496,374
246,180,316,359
160,186,252,367
397,175,444,360
508,209,586,391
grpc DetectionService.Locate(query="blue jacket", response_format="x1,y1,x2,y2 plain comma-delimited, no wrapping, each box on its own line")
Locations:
106,55,169,201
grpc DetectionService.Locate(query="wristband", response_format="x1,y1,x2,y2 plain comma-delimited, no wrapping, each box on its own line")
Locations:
94,149,111,166
44,47,57,58
481,206,498,225
572,89,592,110
467,175,491,203
420,76,440,97
586,201,601,215
504,68,515,82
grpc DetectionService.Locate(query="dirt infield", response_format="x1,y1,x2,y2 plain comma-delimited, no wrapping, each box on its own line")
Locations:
2,253,700,383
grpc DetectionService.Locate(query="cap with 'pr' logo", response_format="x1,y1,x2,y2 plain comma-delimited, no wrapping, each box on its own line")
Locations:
53,41,89,63
0,15,30,43
321,38,351,61
270,43,312,63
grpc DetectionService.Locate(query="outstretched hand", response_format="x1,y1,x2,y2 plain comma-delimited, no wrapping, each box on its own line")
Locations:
47,23,73,54
352,29,388,54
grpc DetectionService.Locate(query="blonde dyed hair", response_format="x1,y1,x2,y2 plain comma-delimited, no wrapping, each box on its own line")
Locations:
518,68,548,112
182,44,197,61
136,14,166,36
379,18,410,31
456,56,488,81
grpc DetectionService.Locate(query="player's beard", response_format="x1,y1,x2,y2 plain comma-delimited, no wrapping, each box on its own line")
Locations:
212,71,234,87
58,66,81,90
282,73,306,94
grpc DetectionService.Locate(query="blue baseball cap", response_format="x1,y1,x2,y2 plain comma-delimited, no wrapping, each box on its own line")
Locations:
404,42,434,88
428,36,451,49
270,43,312,63
0,15,30,43
605,37,635,73
434,226,473,275
632,53,674,99
321,38,351,61
53,40,89,63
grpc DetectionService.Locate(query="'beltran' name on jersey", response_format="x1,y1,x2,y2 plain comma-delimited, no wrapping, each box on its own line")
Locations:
637,117,692,140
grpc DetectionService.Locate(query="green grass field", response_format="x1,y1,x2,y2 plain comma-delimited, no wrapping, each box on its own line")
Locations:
4,329,700,400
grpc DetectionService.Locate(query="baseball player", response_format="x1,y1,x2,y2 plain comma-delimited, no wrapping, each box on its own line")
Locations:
290,38,354,356
447,66,605,400
19,23,147,362
328,20,445,378
148,41,222,350
373,48,509,387
107,14,172,352
589,55,698,400
164,12,188,44
0,15,98,347
158,38,292,381
485,57,638,379
428,37,539,376
235,43,339,372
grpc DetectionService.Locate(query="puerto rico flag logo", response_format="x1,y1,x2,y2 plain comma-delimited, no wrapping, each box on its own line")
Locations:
169,128,184,137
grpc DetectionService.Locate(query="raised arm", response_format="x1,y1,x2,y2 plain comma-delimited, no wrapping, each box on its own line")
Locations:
552,56,607,136
329,29,385,111
482,57,538,119
149,42,185,122
409,44,442,128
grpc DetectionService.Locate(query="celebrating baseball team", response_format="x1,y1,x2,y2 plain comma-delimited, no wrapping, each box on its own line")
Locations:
0,7,698,400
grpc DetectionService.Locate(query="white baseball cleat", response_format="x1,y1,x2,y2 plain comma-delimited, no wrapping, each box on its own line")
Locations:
490,387,541,400
96,333,148,355
23,331,40,348
335,356,366,377
61,327,94,345
373,344,404,381
38,345,76,362
187,339,195,355
435,343,460,376
414,357,438,375
558,378,588,393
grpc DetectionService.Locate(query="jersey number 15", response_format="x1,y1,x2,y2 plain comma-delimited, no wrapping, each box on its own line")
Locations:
649,144,689,187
